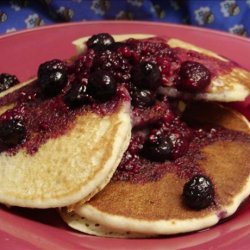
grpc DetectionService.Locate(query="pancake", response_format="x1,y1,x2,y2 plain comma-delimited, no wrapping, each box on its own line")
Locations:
60,207,153,238
73,34,250,102
163,39,250,102
0,78,131,208
70,103,250,235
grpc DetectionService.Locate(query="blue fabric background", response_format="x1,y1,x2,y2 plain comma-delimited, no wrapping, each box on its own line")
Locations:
0,0,249,36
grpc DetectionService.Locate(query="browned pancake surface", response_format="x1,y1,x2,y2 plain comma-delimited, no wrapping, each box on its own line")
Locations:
84,103,250,221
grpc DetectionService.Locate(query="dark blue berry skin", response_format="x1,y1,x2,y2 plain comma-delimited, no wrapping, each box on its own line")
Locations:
87,70,117,102
183,175,215,210
38,59,68,96
176,61,211,93
131,88,155,108
0,118,26,148
0,73,19,92
86,33,115,51
141,133,173,162
64,83,91,108
131,62,161,90
38,59,66,77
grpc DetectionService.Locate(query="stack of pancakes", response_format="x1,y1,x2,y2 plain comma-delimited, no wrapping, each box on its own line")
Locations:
0,34,250,238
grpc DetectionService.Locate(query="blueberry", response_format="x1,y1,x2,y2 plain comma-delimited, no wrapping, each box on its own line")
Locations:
0,118,26,148
86,33,115,51
107,42,124,51
88,70,117,102
176,61,211,92
38,59,68,96
183,175,215,210
38,59,66,78
141,132,173,162
64,83,91,108
0,73,19,92
131,62,161,90
131,89,155,108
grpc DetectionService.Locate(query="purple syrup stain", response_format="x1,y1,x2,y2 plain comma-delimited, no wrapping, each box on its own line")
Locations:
0,79,126,155
217,210,228,219
113,124,250,184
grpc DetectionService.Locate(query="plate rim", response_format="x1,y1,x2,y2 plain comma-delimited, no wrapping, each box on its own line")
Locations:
0,20,249,43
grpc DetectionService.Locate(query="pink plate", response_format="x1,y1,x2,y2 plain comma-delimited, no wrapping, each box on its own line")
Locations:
0,21,250,250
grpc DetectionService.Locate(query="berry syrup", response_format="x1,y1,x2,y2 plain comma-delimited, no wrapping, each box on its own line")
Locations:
0,34,245,175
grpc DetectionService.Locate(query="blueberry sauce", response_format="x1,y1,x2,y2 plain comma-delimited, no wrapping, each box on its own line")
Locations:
0,34,249,212
0,78,127,155
113,122,250,184
0,35,242,164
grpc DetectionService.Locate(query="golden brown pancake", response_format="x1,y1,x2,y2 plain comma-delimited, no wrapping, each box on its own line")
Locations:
0,78,131,208
71,103,250,235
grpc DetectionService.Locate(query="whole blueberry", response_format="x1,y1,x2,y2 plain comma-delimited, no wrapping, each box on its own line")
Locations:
88,70,117,102
131,89,155,108
38,59,66,78
38,59,68,96
0,118,26,148
183,175,215,210
176,61,211,92
131,62,161,90
64,83,91,108
141,132,173,162
86,33,115,51
0,73,20,92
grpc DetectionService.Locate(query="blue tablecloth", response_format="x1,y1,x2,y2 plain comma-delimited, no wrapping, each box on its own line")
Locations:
0,0,250,36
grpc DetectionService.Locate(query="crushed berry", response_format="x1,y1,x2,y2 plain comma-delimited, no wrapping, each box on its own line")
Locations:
91,49,130,82
132,101,172,128
73,51,95,74
176,61,211,92
167,119,192,159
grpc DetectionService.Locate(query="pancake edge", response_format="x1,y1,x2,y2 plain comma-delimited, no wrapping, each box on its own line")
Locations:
74,174,250,235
